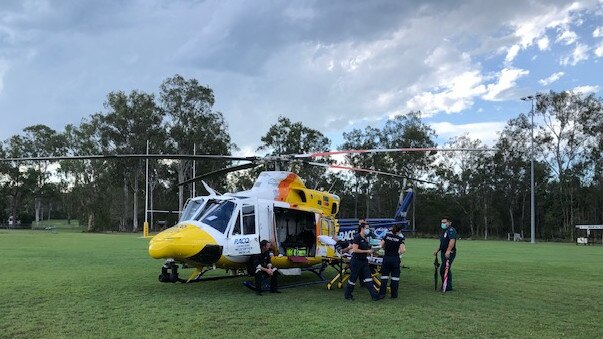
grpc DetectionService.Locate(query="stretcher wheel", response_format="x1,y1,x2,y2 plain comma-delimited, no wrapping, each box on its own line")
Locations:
327,283,333,290
337,282,343,288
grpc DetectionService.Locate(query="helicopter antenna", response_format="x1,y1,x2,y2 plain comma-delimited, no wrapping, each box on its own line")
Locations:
202,181,220,196
328,177,338,193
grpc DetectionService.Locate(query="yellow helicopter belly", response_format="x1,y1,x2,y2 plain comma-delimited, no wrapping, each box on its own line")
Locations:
270,256,323,268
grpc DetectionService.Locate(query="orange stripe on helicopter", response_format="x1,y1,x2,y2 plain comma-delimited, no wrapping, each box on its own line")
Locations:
276,173,298,201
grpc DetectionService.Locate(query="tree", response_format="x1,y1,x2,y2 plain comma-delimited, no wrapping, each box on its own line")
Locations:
340,126,383,218
493,114,531,238
377,112,437,218
18,125,66,224
160,75,234,212
536,91,601,238
338,113,436,219
257,116,332,189
60,116,113,231
436,135,490,238
101,90,165,232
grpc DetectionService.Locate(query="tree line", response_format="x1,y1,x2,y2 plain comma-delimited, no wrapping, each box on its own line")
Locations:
1,75,601,240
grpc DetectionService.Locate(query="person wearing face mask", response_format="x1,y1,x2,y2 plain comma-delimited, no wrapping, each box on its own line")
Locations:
433,217,457,292
378,224,406,299
344,222,383,301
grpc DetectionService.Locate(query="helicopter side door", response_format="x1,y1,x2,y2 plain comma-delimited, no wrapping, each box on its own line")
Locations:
225,200,261,256
256,199,273,243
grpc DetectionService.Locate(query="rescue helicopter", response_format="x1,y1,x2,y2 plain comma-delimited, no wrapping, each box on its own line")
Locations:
142,147,479,285
1,147,490,286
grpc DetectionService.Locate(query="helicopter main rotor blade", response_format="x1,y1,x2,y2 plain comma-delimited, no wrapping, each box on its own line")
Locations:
304,161,433,183
294,147,498,158
178,162,260,186
0,154,258,162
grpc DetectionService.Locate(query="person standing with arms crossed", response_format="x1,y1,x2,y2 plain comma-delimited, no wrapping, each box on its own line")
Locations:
378,224,406,298
433,217,457,292
344,222,383,301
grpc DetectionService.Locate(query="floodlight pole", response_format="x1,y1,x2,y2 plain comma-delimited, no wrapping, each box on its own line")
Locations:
521,95,541,244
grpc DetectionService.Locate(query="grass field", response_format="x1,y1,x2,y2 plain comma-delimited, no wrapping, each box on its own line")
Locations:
1,226,601,338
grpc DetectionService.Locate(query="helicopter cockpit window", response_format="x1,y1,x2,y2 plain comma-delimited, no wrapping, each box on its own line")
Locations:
200,200,236,233
180,200,203,222
242,205,256,235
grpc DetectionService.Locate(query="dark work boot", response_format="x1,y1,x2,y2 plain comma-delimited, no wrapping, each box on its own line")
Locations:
344,283,355,300
254,273,263,295
391,279,399,299
378,277,388,297
367,282,384,301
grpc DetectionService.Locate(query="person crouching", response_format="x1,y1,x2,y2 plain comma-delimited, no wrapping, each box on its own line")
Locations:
252,240,280,295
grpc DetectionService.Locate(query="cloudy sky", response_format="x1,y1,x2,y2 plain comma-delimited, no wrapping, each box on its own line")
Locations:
1,0,602,155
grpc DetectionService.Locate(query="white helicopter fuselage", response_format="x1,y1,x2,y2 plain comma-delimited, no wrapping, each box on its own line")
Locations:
148,171,340,270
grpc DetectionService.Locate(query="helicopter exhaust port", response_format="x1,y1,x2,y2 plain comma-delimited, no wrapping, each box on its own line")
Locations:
158,260,179,283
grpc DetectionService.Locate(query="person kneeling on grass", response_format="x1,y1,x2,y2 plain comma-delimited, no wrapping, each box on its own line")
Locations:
251,240,281,295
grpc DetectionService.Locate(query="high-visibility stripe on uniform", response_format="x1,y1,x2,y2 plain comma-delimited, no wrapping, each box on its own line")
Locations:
363,278,372,283
380,276,389,280
391,277,400,281
348,281,356,285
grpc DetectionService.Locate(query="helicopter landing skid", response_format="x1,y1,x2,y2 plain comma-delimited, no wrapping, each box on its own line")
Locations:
243,264,328,291
158,261,244,283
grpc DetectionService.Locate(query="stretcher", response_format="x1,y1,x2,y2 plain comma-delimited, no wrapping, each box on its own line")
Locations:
324,254,383,290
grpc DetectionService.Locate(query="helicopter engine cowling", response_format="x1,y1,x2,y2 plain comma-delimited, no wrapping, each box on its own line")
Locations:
149,223,222,265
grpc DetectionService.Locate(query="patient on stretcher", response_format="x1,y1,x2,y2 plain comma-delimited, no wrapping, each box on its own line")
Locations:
318,234,352,256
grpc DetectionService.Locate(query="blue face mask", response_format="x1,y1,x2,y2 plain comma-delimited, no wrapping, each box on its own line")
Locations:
364,229,370,236
441,223,447,230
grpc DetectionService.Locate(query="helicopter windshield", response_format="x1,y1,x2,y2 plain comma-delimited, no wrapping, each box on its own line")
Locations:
199,200,236,233
180,200,204,221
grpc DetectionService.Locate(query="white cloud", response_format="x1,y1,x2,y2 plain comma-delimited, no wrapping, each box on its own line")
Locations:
498,3,582,74
1,0,602,149
0,59,7,94
572,85,599,95
560,43,589,65
538,71,564,86
556,29,578,45
510,2,582,48
405,71,487,115
593,26,603,37
431,121,506,146
595,43,603,57
537,36,550,50
482,68,529,101
505,44,520,63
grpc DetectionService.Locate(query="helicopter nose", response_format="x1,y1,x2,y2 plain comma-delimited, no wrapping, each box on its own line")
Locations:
148,224,222,264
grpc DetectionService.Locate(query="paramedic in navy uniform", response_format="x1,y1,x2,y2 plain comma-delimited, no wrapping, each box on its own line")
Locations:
252,240,280,295
378,224,406,298
344,222,383,301
433,217,457,292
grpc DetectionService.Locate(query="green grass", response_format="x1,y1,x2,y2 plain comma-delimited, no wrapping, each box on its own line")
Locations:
1,229,601,338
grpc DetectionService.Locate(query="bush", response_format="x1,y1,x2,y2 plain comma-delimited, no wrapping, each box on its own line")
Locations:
17,213,34,224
